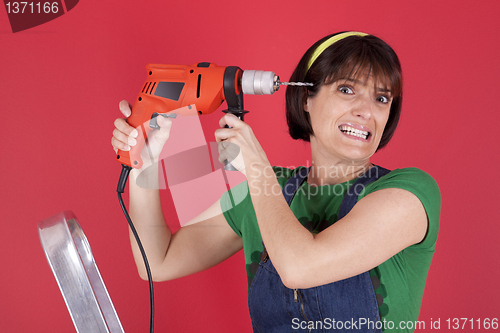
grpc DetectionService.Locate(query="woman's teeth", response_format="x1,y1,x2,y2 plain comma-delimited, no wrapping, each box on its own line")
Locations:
339,125,369,140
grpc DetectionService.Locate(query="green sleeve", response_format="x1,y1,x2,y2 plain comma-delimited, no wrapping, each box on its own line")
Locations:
220,180,251,237
220,166,297,237
362,167,441,250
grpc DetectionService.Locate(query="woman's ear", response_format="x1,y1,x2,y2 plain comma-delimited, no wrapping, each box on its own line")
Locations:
303,91,310,112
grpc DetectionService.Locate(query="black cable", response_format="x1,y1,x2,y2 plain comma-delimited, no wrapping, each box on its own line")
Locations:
117,164,154,333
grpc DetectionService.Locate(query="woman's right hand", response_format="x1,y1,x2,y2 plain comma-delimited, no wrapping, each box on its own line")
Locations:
112,100,173,164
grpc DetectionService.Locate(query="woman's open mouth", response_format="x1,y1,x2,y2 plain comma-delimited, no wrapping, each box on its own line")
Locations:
339,125,371,141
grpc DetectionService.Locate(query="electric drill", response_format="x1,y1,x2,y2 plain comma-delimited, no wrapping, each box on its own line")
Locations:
116,62,307,169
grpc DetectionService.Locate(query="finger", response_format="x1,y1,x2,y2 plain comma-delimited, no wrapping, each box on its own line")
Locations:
119,100,132,117
112,136,131,151
218,147,244,173
112,137,118,153
218,141,226,155
157,115,173,130
113,128,137,147
214,127,237,143
219,112,243,128
218,141,240,163
114,118,138,138
218,147,232,165
155,116,173,142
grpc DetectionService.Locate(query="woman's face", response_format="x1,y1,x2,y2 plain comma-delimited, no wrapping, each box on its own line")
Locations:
305,74,392,163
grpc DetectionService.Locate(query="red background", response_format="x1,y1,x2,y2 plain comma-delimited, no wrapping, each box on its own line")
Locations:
1,1,499,332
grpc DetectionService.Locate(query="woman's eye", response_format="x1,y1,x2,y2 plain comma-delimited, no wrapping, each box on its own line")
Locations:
338,86,354,94
376,95,390,104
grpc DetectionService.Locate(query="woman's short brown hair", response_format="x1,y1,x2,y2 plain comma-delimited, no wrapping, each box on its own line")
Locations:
285,33,403,151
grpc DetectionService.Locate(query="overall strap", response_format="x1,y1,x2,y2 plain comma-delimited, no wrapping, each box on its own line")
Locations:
338,165,391,219
282,167,311,205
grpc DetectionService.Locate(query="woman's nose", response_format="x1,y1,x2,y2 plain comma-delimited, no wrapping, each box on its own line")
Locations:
352,95,373,119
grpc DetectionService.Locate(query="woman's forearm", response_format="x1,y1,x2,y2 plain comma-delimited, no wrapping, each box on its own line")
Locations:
128,163,172,280
246,165,314,286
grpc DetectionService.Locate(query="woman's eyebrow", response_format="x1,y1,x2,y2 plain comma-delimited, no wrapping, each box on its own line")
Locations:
377,87,392,94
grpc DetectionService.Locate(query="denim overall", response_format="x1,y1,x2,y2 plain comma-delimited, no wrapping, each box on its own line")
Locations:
248,165,390,332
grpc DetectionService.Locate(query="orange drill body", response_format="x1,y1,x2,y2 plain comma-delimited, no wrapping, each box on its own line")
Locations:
117,63,242,169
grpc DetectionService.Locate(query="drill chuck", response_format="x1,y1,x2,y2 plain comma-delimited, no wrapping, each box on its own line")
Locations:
241,70,279,95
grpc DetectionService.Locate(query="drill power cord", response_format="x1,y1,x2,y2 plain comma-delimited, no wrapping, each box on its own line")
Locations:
117,164,155,333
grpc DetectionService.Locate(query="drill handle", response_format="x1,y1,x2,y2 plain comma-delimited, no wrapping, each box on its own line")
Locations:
116,104,153,169
222,66,249,171
221,109,249,171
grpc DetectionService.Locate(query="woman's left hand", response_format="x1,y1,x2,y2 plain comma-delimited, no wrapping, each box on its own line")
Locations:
215,113,270,178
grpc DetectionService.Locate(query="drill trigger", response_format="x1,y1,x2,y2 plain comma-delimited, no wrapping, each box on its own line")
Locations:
149,112,177,130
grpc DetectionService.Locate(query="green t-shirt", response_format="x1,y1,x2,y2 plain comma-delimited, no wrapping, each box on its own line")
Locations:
221,166,440,331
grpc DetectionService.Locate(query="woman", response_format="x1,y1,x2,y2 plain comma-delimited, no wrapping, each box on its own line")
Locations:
112,32,440,332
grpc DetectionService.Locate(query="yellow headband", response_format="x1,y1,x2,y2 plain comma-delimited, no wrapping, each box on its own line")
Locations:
306,31,368,72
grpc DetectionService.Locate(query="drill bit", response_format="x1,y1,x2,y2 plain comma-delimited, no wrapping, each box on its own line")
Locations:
279,81,314,87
